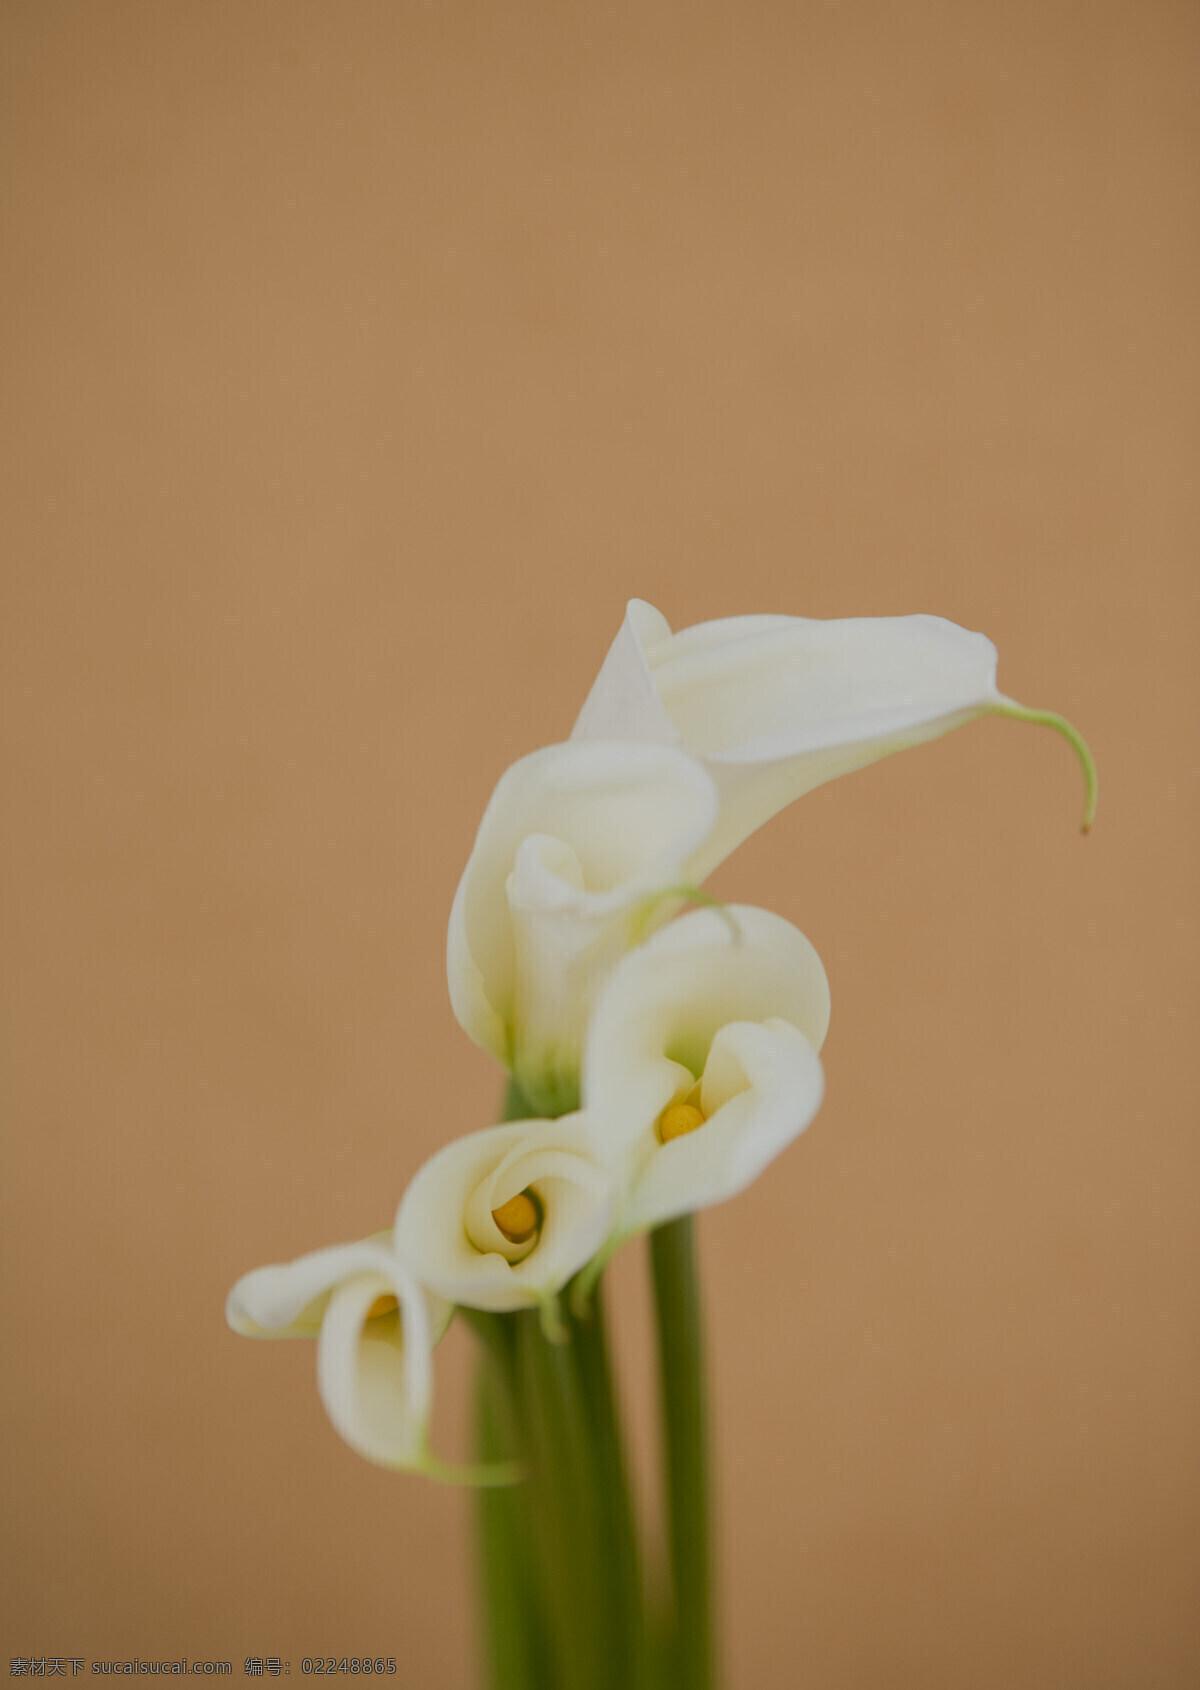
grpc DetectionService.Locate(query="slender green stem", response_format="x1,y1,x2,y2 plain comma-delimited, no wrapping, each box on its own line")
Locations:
515,1308,609,1690
486,1288,651,1690
473,1360,542,1688
570,1280,648,1690
650,1215,715,1690
468,1310,548,1690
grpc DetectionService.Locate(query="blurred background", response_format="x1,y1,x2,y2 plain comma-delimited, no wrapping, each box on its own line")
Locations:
2,2,1196,1685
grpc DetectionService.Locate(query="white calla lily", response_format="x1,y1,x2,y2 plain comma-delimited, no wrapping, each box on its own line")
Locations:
573,598,1097,879
577,905,828,1277
448,739,719,1114
395,1115,613,1327
227,1236,475,1480
621,1018,824,1233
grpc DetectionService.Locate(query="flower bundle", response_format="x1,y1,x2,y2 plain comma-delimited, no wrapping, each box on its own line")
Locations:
228,599,1094,1689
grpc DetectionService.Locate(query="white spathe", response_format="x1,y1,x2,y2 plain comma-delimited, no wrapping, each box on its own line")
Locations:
582,904,829,1236
227,1236,449,1471
395,1115,613,1313
448,738,719,1114
572,598,1095,878
622,1019,824,1233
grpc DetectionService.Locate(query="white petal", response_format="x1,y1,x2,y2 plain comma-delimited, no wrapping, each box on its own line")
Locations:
316,1262,436,1470
228,1237,448,1472
583,903,830,1163
447,740,719,1112
227,1231,453,1344
394,1116,613,1313
226,1236,397,1339
573,599,1010,877
623,1019,824,1232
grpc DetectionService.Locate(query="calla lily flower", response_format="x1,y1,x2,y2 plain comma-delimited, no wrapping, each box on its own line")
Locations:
574,904,829,1291
450,601,1095,1119
573,598,1098,879
227,1236,478,1479
448,739,720,1115
394,1115,613,1327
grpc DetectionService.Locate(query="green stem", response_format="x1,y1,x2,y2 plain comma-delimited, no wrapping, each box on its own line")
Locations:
650,1215,715,1690
570,1280,648,1690
473,1357,543,1688
468,1310,547,1690
515,1308,608,1690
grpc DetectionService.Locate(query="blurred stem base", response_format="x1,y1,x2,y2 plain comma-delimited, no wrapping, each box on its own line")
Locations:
472,1081,715,1690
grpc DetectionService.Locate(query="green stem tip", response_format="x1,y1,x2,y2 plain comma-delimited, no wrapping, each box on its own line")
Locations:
417,1452,526,1489
568,1234,624,1322
993,699,1098,833
629,883,743,949
537,1293,570,1346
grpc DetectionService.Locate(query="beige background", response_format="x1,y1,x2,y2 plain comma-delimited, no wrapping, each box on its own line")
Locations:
2,2,1196,1685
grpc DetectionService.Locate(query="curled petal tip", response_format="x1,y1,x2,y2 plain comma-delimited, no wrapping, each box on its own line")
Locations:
993,700,1098,833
